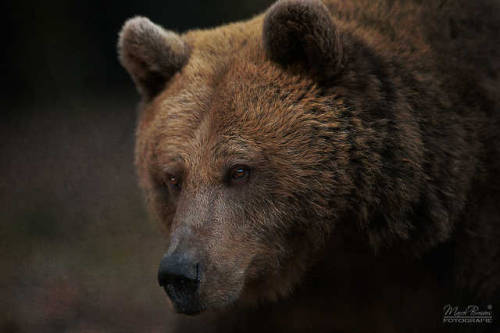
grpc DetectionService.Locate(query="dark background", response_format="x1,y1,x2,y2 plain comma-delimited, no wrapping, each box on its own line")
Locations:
0,1,273,332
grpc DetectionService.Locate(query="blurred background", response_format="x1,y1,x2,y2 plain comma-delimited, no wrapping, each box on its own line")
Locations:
0,1,273,332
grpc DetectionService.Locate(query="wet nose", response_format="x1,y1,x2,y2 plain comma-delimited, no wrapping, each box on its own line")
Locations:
158,253,199,286
157,253,202,315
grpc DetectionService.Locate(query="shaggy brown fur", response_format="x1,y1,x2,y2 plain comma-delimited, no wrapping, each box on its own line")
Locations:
118,0,500,332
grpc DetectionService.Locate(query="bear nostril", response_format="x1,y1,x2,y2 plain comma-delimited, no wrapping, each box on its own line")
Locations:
164,275,199,299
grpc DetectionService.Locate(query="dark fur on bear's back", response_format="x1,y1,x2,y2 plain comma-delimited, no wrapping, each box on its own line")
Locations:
319,0,500,298
118,0,500,332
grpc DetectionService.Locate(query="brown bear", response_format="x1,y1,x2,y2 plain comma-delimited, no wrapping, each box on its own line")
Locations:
117,0,500,332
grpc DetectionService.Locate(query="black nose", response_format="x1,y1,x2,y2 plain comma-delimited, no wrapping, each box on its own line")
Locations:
158,253,202,315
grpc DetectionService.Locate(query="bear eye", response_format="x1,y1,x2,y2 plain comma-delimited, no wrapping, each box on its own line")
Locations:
229,165,250,184
166,174,181,190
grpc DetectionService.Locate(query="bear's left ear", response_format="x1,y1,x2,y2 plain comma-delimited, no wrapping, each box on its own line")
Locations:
263,0,344,80
118,17,190,100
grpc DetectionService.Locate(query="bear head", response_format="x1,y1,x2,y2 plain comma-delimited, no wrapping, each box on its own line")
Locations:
118,0,440,315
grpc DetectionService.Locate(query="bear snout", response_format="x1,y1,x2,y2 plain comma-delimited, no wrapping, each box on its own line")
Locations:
158,253,204,315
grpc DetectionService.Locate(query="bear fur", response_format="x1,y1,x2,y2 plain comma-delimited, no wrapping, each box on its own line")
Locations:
118,0,500,332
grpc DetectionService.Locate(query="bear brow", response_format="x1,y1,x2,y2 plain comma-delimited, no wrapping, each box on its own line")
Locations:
154,150,186,169
212,139,261,162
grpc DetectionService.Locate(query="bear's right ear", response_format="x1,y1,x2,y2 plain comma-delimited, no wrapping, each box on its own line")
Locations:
263,0,344,80
118,17,189,100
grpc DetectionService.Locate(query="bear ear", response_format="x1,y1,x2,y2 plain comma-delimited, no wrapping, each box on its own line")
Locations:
263,0,344,79
118,17,190,100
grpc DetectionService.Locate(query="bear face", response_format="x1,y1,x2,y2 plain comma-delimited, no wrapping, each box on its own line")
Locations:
133,44,351,315
119,1,360,314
